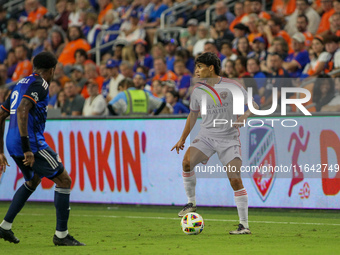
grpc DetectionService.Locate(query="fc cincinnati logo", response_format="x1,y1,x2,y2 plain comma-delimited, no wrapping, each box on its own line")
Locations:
220,91,228,100
247,123,277,202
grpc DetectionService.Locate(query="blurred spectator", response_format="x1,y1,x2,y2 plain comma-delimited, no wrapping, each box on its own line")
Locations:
174,60,191,97
220,40,237,69
285,0,320,36
232,23,250,49
24,0,48,25
30,26,49,57
62,80,85,116
251,0,271,20
321,12,340,37
165,39,178,72
0,64,12,85
313,74,335,111
133,39,153,72
152,57,177,82
70,65,88,93
235,56,249,77
100,10,122,54
248,37,267,62
82,63,104,98
317,0,335,34
296,14,314,48
111,41,125,64
151,42,166,59
246,13,260,44
44,29,65,58
83,12,101,48
247,58,267,93
305,36,331,76
55,0,70,31
107,77,166,116
5,49,18,79
324,35,340,71
193,22,212,57
118,9,146,42
142,0,168,28
74,48,93,66
122,45,136,66
262,52,290,109
152,80,164,98
54,63,71,87
165,90,189,114
120,61,134,78
98,0,114,25
106,59,124,101
58,26,91,66
236,37,251,57
321,77,340,111
67,0,83,27
12,45,33,82
174,49,195,74
82,79,108,116
213,1,235,24
4,21,20,51
183,19,198,54
264,17,291,47
204,41,225,62
100,62,111,99
222,59,238,78
39,13,58,31
48,80,62,108
61,81,85,116
230,2,246,33
211,15,234,50
20,22,35,44
271,0,296,17
283,32,310,78
56,90,66,110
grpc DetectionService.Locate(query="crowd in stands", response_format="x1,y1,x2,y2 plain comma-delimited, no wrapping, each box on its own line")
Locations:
0,0,340,116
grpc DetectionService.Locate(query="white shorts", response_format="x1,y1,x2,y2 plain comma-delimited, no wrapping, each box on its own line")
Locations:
190,134,242,166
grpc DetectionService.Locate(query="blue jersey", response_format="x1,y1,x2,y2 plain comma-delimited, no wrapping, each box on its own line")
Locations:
1,73,49,156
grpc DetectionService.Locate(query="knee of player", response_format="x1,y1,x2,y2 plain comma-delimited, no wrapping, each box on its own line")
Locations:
182,158,191,171
63,175,72,188
27,176,41,189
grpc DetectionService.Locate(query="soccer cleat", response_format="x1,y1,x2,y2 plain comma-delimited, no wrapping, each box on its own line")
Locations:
0,227,20,244
53,234,85,246
178,203,197,217
229,224,251,235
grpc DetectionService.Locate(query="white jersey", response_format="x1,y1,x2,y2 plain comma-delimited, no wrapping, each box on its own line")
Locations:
190,77,249,140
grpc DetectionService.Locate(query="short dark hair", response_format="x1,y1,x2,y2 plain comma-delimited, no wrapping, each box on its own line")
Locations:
270,17,282,27
167,90,179,101
297,14,309,23
204,41,218,49
33,52,58,70
195,52,221,75
324,35,340,44
74,48,88,59
247,57,260,66
251,0,262,4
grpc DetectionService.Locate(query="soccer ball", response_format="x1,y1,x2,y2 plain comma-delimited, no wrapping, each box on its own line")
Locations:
180,212,204,235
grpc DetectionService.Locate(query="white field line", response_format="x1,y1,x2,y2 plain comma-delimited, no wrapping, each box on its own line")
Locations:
18,213,340,226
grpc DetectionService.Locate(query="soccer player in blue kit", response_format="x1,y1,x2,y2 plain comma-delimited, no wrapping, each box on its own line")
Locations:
0,52,84,246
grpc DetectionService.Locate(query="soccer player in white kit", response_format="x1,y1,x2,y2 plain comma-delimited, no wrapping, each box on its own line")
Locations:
171,52,259,234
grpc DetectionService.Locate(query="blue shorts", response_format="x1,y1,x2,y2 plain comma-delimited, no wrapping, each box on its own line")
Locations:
12,146,64,181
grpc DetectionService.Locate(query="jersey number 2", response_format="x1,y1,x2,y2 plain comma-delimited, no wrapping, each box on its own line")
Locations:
10,91,19,114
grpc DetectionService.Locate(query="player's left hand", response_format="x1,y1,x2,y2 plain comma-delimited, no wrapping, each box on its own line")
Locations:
233,115,247,129
23,151,35,167
0,153,10,173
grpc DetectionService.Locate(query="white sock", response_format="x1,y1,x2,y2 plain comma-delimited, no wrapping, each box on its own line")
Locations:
55,230,69,239
0,220,12,230
234,188,249,228
183,170,196,206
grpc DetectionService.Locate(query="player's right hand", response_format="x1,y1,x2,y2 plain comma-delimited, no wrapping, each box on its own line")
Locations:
23,151,35,167
0,153,10,172
171,140,185,154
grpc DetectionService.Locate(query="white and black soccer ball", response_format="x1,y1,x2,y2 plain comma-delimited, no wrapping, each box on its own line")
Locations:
180,212,204,235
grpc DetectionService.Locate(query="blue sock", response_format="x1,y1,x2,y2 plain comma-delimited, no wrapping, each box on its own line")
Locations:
54,187,71,232
4,183,35,223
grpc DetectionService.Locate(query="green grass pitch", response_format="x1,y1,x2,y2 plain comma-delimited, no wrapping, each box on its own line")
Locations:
1,202,340,255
